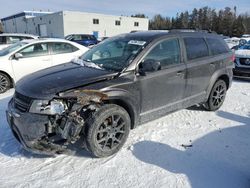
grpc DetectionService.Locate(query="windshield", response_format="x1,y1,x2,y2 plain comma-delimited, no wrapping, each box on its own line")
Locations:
0,42,28,56
80,37,147,71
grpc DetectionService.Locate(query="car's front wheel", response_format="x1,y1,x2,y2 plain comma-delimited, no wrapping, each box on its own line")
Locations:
0,73,11,94
205,79,227,111
85,104,130,158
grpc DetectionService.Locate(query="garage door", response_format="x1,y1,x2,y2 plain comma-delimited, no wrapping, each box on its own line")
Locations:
39,24,47,37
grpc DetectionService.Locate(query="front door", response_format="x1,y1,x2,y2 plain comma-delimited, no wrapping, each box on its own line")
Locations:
137,38,187,116
12,43,52,81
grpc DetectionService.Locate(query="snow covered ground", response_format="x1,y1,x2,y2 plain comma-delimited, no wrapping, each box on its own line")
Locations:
0,80,249,188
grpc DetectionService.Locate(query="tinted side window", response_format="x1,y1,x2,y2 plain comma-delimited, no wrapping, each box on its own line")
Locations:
144,38,181,69
72,35,82,40
184,37,209,60
18,43,48,58
206,38,229,55
51,43,78,54
81,35,89,40
0,36,6,44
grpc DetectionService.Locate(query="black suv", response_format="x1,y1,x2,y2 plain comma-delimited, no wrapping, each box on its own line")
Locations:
6,31,234,157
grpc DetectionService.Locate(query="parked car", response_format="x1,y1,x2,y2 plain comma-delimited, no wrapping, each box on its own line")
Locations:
6,31,234,158
224,37,241,49
0,33,38,50
65,34,99,47
234,44,250,78
0,38,88,93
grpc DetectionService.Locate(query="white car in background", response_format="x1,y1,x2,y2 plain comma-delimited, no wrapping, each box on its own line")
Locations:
234,44,250,78
0,38,88,93
0,33,39,50
224,37,241,49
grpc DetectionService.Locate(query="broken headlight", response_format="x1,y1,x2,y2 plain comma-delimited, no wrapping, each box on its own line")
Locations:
29,99,66,115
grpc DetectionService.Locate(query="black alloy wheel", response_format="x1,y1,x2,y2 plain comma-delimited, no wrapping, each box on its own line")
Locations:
85,104,130,157
205,79,227,111
0,73,11,94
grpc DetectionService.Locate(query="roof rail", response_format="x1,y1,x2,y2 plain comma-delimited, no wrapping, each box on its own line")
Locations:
169,29,217,34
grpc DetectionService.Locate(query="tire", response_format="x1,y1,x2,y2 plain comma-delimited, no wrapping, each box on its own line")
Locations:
85,104,130,158
0,73,11,94
204,79,227,111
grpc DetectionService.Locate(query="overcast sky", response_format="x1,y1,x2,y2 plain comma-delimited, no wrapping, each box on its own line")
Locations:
1,0,249,19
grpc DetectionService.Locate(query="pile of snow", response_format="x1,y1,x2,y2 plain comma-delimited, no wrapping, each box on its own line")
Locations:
0,80,249,188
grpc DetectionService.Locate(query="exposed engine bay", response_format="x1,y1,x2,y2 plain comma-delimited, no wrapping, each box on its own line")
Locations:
8,90,108,155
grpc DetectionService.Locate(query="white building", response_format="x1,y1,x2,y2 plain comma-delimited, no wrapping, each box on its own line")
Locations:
1,11,149,38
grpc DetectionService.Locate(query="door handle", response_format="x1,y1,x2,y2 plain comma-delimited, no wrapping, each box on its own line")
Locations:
42,59,50,61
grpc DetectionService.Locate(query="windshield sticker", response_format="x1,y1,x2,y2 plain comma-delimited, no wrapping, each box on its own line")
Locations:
128,40,146,46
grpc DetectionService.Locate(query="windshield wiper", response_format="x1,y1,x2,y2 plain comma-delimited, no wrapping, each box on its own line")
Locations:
72,58,104,70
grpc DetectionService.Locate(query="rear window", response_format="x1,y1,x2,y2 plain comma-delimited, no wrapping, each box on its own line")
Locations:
206,38,229,55
51,42,79,54
184,37,209,60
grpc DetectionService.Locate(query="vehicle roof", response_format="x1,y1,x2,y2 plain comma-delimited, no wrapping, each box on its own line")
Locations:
0,33,38,38
21,38,79,43
19,38,88,50
67,34,95,36
118,31,221,42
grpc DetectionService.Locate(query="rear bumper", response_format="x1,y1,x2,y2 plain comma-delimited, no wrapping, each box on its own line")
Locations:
6,99,70,155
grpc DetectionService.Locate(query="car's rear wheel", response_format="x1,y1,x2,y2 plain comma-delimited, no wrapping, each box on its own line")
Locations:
205,79,227,111
85,104,130,158
0,73,11,94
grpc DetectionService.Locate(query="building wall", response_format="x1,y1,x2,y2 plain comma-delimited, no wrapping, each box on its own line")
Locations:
1,11,149,38
63,11,149,38
1,11,52,34
2,16,27,33
26,12,64,38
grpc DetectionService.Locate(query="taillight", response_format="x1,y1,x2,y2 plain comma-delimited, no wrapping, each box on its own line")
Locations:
231,54,236,62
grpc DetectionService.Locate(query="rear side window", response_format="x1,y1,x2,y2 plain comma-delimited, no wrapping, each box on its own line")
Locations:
206,38,229,55
6,36,22,44
51,42,78,54
0,36,6,44
184,37,209,60
72,35,82,40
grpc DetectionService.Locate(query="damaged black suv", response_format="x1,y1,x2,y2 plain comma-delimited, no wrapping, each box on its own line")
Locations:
6,31,234,157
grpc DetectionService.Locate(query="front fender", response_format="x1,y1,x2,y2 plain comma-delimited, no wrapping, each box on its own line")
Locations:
102,88,140,129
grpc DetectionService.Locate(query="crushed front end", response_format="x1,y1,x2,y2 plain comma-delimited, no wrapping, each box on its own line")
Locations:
6,90,108,155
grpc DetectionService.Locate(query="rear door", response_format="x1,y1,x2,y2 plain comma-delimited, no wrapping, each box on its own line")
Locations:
50,42,81,66
183,37,214,102
11,42,52,81
137,37,187,115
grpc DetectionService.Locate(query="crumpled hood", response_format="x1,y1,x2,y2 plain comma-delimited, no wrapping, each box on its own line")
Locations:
235,49,250,57
15,63,116,99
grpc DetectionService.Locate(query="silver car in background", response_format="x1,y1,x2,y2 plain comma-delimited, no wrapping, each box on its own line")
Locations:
0,33,39,50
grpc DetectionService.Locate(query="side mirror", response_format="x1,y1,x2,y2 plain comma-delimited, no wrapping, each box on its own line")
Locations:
14,53,23,60
138,59,161,76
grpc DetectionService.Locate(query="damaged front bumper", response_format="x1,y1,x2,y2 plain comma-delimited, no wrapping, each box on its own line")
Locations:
6,99,72,155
